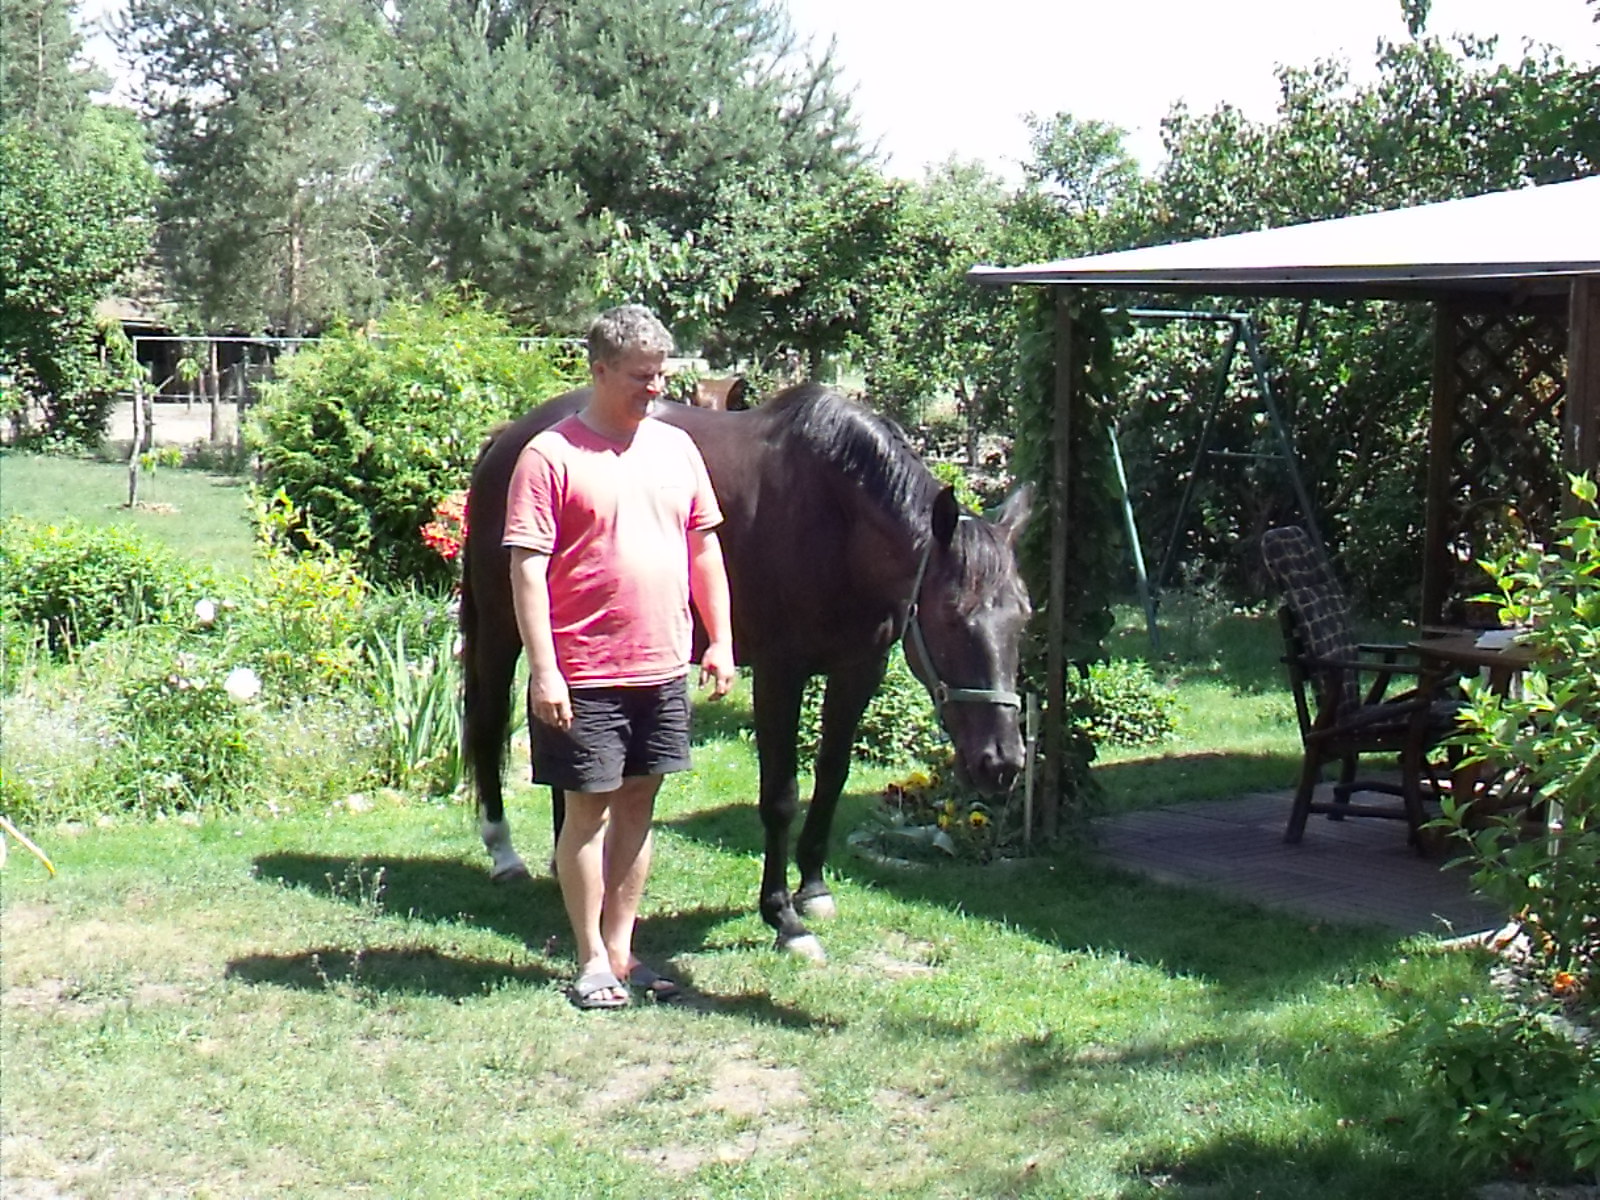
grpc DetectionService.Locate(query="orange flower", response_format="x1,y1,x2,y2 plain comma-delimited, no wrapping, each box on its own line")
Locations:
1551,970,1580,997
420,490,470,561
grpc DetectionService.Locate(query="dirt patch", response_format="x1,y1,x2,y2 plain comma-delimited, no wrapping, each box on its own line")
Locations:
703,1058,806,1118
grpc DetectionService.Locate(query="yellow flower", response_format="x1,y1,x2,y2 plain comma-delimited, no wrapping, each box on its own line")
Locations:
905,770,932,791
968,810,990,829
936,814,951,830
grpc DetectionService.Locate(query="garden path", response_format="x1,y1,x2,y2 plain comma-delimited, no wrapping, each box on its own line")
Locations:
1093,789,1505,939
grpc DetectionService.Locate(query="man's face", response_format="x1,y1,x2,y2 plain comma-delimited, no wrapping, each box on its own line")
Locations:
595,349,667,419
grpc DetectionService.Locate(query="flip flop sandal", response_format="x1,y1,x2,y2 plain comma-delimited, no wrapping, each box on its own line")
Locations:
627,962,681,1002
571,969,629,1010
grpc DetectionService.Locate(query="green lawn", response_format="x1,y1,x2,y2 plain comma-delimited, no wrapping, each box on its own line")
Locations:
1,766,1489,1199
3,450,1503,1196
0,451,257,577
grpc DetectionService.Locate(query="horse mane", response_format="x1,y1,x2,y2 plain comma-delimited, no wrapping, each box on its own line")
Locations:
777,385,1018,608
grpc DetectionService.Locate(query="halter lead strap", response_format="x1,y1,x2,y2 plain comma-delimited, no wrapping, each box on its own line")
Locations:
905,517,1022,711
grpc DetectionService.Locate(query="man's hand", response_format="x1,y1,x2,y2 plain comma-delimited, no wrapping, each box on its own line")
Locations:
530,669,573,730
699,641,736,699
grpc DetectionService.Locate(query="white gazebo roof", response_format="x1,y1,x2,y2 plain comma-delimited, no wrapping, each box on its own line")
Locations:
968,176,1600,300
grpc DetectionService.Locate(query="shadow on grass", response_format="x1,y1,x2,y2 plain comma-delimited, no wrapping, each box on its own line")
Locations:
247,851,836,1028
225,945,561,998
666,793,1404,1001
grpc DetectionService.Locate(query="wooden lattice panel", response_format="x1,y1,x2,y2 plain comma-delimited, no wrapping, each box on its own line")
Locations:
1437,303,1568,608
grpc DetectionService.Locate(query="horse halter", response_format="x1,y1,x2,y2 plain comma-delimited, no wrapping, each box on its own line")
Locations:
904,516,1022,714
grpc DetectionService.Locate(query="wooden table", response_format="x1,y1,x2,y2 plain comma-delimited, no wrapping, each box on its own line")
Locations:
1407,630,1541,821
1410,630,1538,693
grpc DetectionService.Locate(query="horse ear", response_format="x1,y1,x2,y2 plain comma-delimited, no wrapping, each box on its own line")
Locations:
727,377,749,411
992,483,1034,546
932,485,961,547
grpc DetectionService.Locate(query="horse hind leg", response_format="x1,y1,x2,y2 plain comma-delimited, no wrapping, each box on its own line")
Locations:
795,656,886,922
464,597,531,883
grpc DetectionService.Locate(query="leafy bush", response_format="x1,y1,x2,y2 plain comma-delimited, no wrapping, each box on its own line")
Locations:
224,492,370,698
1445,474,1600,1008
93,648,263,816
1407,991,1600,1181
248,298,583,590
1068,658,1179,747
0,517,212,668
799,647,948,771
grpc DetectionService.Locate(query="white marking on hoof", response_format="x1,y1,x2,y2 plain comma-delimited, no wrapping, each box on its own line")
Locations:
481,818,530,883
781,934,827,963
796,892,837,920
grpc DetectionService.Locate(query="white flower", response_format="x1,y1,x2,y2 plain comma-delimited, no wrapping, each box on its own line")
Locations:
222,667,262,703
194,598,217,626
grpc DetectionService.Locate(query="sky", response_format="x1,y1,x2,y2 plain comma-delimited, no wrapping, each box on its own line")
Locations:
779,0,1600,180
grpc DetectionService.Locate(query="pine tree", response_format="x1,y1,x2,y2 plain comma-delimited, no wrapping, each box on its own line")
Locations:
119,0,387,334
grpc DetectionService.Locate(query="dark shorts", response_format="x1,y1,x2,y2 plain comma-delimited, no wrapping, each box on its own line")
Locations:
529,678,691,794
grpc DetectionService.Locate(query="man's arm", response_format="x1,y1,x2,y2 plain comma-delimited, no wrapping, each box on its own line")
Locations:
509,546,572,729
687,528,735,698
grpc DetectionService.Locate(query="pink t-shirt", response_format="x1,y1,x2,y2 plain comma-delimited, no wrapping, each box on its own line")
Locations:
503,414,723,687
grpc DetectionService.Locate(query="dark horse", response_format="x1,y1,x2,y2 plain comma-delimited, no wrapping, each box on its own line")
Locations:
461,383,1032,960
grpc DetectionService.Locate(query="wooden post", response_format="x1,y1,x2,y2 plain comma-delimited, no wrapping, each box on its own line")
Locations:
126,375,144,508
1042,289,1075,841
208,340,222,444
1421,303,1459,628
1567,278,1600,480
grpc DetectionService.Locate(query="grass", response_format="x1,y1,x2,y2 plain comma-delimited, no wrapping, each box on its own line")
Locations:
1,734,1491,1198
0,450,1498,1196
0,450,257,577
1092,593,1304,814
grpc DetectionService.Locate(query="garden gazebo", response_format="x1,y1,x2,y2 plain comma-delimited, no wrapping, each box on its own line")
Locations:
968,175,1600,827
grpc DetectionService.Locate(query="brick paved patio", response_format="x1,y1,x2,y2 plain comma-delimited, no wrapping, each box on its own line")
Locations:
1093,788,1505,938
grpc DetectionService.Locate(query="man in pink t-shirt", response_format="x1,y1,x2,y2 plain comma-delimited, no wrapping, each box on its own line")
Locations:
505,305,734,1010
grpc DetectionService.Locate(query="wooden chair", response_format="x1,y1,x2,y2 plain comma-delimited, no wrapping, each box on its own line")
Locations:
1261,526,1458,849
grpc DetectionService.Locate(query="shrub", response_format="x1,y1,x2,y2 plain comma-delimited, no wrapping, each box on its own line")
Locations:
0,517,211,668
1445,474,1600,1008
227,492,370,698
798,647,948,771
1407,991,1600,1180
93,648,263,816
1068,658,1179,747
248,298,583,590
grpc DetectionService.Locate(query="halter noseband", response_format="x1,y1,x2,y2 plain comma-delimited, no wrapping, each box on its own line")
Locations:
904,516,1022,712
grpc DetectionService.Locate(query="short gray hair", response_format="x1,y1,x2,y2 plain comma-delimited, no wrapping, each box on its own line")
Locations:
587,305,674,365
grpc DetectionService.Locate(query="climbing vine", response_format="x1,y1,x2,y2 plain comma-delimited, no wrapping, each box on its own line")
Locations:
1010,288,1128,828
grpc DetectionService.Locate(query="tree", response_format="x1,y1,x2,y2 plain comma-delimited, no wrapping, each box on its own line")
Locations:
118,0,387,334
384,0,864,328
0,0,104,136
1114,33,1600,611
0,107,158,443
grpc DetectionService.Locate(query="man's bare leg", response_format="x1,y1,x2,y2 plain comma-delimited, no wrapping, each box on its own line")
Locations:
554,790,625,1006
601,775,663,980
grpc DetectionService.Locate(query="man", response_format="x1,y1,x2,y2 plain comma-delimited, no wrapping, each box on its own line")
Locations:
504,305,735,1010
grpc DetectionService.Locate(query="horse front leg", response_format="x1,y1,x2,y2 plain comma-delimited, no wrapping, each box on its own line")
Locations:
794,655,886,922
751,664,822,960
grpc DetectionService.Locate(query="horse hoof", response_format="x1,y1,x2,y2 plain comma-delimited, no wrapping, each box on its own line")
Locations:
779,934,827,963
489,862,532,884
796,892,836,920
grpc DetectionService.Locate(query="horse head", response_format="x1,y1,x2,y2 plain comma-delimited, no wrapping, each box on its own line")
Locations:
902,484,1034,795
